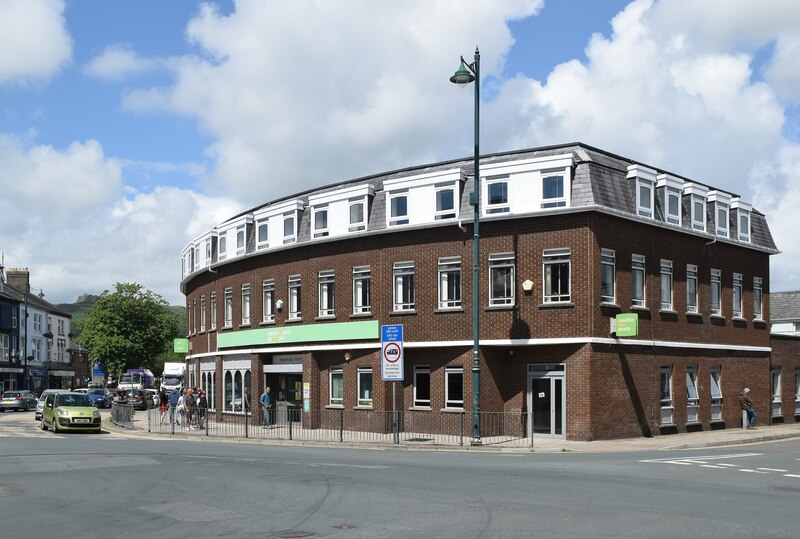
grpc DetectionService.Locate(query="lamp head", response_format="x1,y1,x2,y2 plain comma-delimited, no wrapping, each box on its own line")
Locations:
450,57,475,87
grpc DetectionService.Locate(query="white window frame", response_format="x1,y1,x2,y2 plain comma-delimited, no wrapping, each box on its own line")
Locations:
413,366,431,407
224,288,233,328
329,367,343,406
489,252,515,306
236,225,246,255
438,257,462,309
312,205,329,238
205,239,212,262
660,259,673,311
0,334,8,362
686,365,699,423
710,366,723,421
222,368,251,415
632,254,646,308
283,212,297,244
541,172,566,208
686,264,699,314
240,284,250,325
318,270,335,317
262,280,275,323
200,296,206,332
288,275,301,320
716,203,729,237
666,188,681,225
357,367,373,407
711,269,722,316
348,197,366,232
772,367,782,417
485,175,510,214
600,249,616,304
387,190,409,227
543,248,570,303
218,235,227,261
738,211,751,242
753,276,763,321
435,183,457,221
352,266,371,315
256,221,269,250
732,273,743,319
210,292,217,330
444,366,464,409
691,195,706,231
795,368,800,416
636,178,655,219
660,366,673,425
393,261,415,311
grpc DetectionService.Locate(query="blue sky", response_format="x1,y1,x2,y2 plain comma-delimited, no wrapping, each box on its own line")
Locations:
1,0,799,305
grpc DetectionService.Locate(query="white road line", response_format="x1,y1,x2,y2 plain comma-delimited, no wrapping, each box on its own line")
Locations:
640,452,762,463
757,468,788,472
783,474,800,478
717,463,740,467
700,465,726,469
738,469,769,474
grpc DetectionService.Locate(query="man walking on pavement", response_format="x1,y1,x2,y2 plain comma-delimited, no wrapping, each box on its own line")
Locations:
739,387,757,429
260,386,273,427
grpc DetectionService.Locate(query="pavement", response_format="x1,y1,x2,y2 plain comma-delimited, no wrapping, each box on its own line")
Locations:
102,409,800,453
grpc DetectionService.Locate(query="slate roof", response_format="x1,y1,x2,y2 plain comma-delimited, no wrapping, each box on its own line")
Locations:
770,291,800,322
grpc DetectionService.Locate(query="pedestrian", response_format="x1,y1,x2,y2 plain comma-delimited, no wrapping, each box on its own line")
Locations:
168,388,180,425
185,388,196,429
260,386,273,427
159,388,168,423
192,386,200,426
176,390,187,429
197,389,208,430
739,387,757,429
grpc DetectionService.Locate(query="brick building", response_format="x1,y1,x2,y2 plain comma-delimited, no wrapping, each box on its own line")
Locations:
180,142,796,441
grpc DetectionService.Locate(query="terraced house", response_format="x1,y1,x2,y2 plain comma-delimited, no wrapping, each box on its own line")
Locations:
180,142,797,441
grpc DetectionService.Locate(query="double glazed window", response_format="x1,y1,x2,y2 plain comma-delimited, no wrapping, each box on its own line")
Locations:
600,249,615,303
218,235,227,260
660,260,673,311
486,176,509,214
716,203,729,237
686,366,699,423
489,253,515,306
660,366,673,425
710,366,723,421
329,368,343,406
710,269,722,316
318,270,335,317
288,275,301,320
691,195,706,231
686,264,698,313
283,213,296,244
236,225,246,255
210,292,217,330
388,191,409,226
753,277,763,320
732,273,743,318
543,248,570,303
542,173,566,208
349,198,366,232
393,261,415,311
224,288,233,328
256,221,268,250
200,296,206,332
353,266,371,314
738,210,751,242
445,367,464,408
413,366,430,407
262,280,275,323
241,284,251,325
636,178,654,218
435,184,456,220
665,187,681,225
312,205,329,238
223,368,251,414
357,367,372,407
631,255,646,308
438,257,461,309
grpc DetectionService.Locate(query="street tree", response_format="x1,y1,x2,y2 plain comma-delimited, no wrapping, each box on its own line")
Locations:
75,283,182,378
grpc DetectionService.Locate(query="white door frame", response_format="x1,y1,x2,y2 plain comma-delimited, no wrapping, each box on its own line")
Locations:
527,364,566,439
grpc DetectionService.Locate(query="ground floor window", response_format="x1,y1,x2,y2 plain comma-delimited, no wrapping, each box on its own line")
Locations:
330,368,343,406
795,368,800,416
413,366,430,407
357,367,372,407
772,367,781,417
710,366,722,421
686,366,699,423
660,366,673,425
223,368,251,414
444,366,464,409
201,370,216,412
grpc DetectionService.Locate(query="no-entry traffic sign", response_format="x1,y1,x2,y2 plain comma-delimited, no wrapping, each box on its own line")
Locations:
381,324,404,381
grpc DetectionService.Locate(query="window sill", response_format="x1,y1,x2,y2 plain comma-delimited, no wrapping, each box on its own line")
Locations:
685,421,701,427
325,404,344,410
199,330,206,335
685,311,702,318
440,407,465,413
599,302,620,309
658,423,677,428
349,312,373,319
390,310,417,316
435,307,464,314
239,323,251,329
631,305,650,312
539,302,575,309
221,325,233,330
314,315,337,321
710,314,725,320
753,318,766,323
208,328,216,333
659,309,677,315
353,405,374,410
486,304,516,311
286,317,303,324
409,406,431,411
732,316,746,322
259,320,276,326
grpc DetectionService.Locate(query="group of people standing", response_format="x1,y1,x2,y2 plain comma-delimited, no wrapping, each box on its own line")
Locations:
160,386,208,430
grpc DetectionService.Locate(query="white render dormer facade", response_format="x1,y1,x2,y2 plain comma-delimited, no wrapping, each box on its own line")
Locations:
708,190,732,238
253,199,304,250
627,164,657,220
216,214,254,262
480,153,572,217
308,184,374,239
656,173,683,226
383,168,464,228
683,183,709,232
731,198,751,243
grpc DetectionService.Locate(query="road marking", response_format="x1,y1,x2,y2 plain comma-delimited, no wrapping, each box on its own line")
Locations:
307,462,391,469
640,453,762,464
757,468,788,472
783,474,800,478
700,465,726,468
716,463,739,467
738,469,768,474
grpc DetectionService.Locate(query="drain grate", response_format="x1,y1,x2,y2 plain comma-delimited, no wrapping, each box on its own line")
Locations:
274,531,317,539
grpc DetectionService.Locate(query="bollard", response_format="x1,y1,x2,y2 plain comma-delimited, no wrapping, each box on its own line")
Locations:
742,409,748,429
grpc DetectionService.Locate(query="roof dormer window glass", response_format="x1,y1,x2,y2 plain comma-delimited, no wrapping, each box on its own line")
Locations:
205,239,212,262
435,183,456,220
541,173,566,208
388,190,409,226
349,198,366,232
283,212,296,244
666,188,681,225
218,235,227,260
731,198,751,243
692,196,706,232
716,203,729,237
485,176,509,214
636,179,654,218
312,205,329,238
236,225,246,255
256,222,268,250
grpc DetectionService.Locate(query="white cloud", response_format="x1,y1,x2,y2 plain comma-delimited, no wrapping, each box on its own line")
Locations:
0,0,71,84
84,44,160,80
765,34,800,104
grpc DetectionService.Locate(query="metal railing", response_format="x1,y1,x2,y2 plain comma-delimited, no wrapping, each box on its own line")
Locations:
148,406,534,447
111,402,135,428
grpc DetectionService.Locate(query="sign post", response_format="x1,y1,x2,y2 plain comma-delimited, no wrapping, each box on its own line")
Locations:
382,325,404,443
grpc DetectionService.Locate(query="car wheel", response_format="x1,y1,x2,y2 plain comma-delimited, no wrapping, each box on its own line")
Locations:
50,417,57,432
41,418,47,430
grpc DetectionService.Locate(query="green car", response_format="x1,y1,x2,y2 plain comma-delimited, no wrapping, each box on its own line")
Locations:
41,392,102,433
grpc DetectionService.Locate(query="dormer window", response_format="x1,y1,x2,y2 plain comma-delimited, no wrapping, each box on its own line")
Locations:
656,174,683,226
205,239,212,262
435,183,456,220
627,164,657,220
236,225,246,255
731,198,751,243
388,190,409,226
349,198,366,232
541,172,566,208
256,221,268,250
312,204,329,238
485,175,509,214
708,191,731,238
283,212,296,244
218,235,227,260
684,183,708,232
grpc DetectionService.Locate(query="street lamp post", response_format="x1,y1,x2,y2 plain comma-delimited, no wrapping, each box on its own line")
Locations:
450,47,481,445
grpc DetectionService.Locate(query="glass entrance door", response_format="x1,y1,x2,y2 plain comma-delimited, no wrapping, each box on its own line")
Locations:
527,367,565,438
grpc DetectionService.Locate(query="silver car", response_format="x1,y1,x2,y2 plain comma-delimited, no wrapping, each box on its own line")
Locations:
0,390,38,412
34,389,69,420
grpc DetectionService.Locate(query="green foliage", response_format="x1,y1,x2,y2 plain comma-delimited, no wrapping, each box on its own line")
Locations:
75,283,182,378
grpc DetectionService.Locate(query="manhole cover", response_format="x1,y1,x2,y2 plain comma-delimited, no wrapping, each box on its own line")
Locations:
274,531,317,538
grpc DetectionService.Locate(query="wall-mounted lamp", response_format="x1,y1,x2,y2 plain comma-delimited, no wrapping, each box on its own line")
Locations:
522,279,534,292
275,299,284,311
344,352,352,361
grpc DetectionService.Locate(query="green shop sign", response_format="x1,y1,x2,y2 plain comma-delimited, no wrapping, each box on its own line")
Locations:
173,338,189,353
217,320,380,349
615,313,639,337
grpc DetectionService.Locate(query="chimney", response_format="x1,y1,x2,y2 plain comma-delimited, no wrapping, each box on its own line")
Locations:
6,268,30,292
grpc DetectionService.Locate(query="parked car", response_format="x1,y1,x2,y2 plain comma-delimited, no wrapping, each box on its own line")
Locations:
0,390,38,412
145,388,159,407
125,389,153,411
87,388,112,409
34,389,69,421
73,388,90,394
40,392,101,433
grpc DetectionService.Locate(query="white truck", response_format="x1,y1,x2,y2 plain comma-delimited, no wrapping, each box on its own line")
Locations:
161,362,186,392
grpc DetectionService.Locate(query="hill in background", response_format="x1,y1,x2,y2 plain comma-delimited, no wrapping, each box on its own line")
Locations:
57,294,186,339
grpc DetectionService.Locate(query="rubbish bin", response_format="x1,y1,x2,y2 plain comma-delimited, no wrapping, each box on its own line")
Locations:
275,401,299,425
